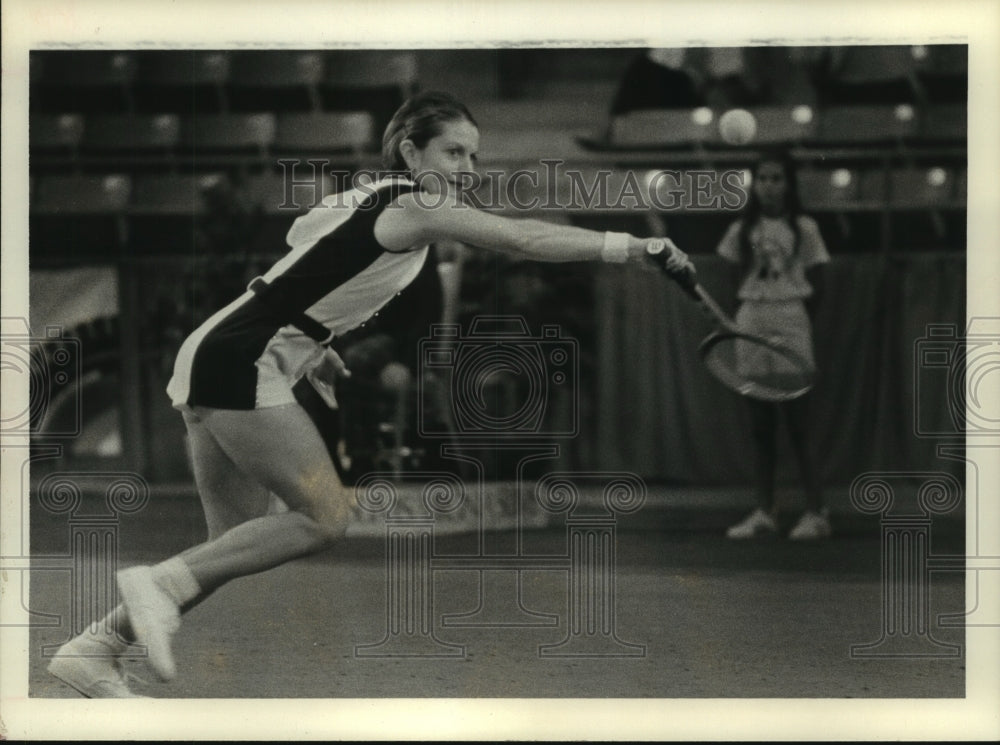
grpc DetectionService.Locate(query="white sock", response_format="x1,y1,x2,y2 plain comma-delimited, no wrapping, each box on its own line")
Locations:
151,557,201,606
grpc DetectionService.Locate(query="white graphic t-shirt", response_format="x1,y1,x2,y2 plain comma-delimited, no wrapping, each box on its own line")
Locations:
717,215,829,301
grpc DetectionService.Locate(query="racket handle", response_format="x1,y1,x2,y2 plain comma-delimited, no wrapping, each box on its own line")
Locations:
645,241,699,300
668,264,699,299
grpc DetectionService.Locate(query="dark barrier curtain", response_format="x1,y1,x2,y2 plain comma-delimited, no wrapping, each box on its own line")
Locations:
594,253,966,486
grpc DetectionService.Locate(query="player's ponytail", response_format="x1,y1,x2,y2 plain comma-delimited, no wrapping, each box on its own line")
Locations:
381,91,478,173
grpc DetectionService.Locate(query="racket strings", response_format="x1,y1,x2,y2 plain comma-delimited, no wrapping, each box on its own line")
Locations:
702,334,814,401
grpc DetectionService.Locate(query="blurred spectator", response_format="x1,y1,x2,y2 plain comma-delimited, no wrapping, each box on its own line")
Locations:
696,47,765,108
754,46,826,106
148,174,268,380
610,46,826,115
608,48,705,116
817,45,920,105
690,46,824,108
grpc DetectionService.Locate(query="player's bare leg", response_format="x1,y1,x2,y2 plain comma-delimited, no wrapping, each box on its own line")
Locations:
173,404,354,584
118,403,352,680
50,404,352,694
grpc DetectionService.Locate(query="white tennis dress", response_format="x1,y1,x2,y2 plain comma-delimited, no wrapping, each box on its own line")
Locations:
167,177,428,411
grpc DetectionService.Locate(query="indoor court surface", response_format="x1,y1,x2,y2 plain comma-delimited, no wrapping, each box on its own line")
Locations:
8,24,993,740
28,485,966,700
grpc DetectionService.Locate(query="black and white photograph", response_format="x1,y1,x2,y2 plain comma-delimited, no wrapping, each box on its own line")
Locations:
2,0,998,740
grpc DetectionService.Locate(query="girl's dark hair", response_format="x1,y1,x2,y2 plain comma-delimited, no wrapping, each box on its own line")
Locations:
381,91,478,172
737,148,803,270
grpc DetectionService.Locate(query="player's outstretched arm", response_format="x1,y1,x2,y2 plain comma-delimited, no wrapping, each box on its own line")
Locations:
375,191,687,267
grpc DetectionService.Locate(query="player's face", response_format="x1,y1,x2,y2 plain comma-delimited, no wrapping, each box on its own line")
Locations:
753,161,788,216
408,118,480,196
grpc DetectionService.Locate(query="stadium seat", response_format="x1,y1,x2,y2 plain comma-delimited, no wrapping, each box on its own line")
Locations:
477,128,590,164
853,166,964,250
744,105,818,145
475,165,618,214
888,167,958,209
882,166,963,250
918,104,966,143
913,44,968,104
857,168,890,205
273,111,375,155
321,51,417,133
130,172,228,215
30,174,131,262
33,173,132,215
609,108,718,149
31,114,85,168
814,104,919,144
128,173,229,254
134,51,231,114
180,113,276,163
322,51,418,92
797,167,883,252
241,170,347,249
797,168,863,211
955,168,967,201
642,168,749,214
243,169,340,215
819,45,919,105
31,51,138,113
228,51,325,112
81,114,181,163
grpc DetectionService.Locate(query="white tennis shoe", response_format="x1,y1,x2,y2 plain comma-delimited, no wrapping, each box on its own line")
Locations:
117,566,181,681
48,635,148,698
726,509,778,539
789,510,832,541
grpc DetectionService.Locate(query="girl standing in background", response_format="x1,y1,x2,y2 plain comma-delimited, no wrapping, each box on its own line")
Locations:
717,150,831,541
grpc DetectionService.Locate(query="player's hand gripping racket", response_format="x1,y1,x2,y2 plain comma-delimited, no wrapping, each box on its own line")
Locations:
646,240,814,402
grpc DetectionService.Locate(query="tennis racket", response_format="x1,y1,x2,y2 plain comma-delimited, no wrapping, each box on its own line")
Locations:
646,240,814,402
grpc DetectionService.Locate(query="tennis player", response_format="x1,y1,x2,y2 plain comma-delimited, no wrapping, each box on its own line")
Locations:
48,91,692,697
718,150,830,541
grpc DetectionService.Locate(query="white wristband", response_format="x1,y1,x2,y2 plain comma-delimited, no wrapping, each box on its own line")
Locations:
601,232,630,263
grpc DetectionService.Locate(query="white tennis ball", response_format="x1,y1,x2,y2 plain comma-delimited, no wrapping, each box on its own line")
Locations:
719,108,758,145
